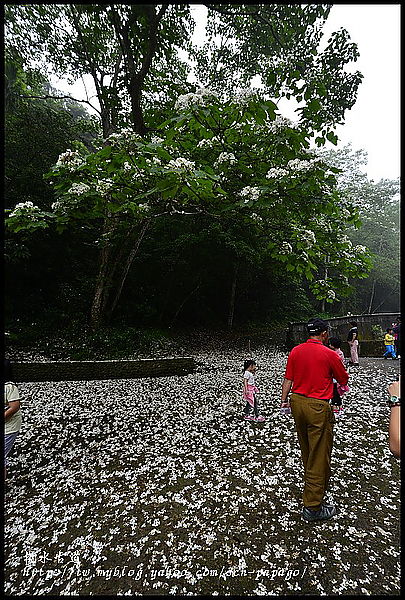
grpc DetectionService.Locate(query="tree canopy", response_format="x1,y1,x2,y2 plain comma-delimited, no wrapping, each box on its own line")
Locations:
5,4,383,338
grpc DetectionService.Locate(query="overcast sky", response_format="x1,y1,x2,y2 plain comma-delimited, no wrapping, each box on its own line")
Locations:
51,4,400,182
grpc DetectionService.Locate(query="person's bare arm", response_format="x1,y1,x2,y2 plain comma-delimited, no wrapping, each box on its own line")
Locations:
388,380,400,458
281,378,293,405
389,407,400,458
243,376,248,394
5,400,20,422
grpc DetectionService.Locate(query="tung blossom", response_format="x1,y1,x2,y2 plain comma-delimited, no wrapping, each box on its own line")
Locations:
214,152,237,168
287,157,323,173
232,88,258,105
9,201,41,219
55,150,84,171
267,115,298,133
67,183,91,196
238,186,261,203
266,167,289,179
167,157,196,171
301,229,316,246
279,242,293,254
175,88,218,111
145,156,162,167
197,138,213,148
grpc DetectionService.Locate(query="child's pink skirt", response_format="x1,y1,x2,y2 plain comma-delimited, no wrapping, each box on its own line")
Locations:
337,383,350,396
243,384,258,407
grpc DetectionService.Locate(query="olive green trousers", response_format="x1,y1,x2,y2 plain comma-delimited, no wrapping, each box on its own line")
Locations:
290,393,335,510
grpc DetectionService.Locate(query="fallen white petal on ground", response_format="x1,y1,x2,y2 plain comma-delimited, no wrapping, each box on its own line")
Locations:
4,344,400,595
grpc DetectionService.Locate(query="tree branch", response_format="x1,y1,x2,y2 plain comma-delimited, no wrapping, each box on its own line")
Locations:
19,93,101,115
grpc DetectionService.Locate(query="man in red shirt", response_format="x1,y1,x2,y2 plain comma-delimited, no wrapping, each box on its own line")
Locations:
281,317,349,522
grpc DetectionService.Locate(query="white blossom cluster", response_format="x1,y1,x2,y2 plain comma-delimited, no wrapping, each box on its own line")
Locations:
167,157,196,171
51,196,81,214
279,242,293,254
266,167,289,179
123,162,132,171
327,290,336,300
287,158,322,172
106,129,143,146
8,201,42,219
214,152,237,168
175,88,218,111
94,179,114,196
238,186,261,203
145,157,162,167
251,213,263,223
197,138,213,148
66,183,91,196
232,88,258,105
55,150,84,171
354,245,367,254
150,136,164,144
300,229,316,247
267,115,298,133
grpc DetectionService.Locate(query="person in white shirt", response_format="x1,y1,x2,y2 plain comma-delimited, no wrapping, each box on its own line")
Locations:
243,359,265,422
4,359,22,482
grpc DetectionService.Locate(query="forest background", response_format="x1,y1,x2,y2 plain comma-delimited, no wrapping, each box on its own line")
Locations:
4,4,400,359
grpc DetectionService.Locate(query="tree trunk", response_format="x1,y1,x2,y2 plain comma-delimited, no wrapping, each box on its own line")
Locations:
227,263,239,331
90,238,116,330
171,281,201,326
108,219,150,316
90,220,150,329
368,279,376,314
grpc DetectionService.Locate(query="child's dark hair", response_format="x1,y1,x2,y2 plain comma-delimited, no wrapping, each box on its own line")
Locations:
350,321,357,327
329,337,341,349
244,359,256,372
387,327,393,333
4,358,13,381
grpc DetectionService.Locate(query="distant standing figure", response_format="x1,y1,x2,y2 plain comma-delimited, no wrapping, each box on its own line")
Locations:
393,318,401,359
243,360,265,422
4,359,22,482
347,321,359,366
383,328,397,359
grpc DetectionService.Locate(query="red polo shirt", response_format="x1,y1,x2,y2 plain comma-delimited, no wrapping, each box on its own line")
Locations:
285,339,349,400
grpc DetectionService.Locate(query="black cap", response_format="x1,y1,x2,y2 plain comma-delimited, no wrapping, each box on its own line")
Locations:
307,317,329,334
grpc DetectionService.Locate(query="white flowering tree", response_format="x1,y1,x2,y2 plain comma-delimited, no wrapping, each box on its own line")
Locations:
7,87,372,328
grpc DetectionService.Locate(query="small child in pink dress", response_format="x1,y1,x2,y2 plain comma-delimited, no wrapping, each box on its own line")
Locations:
329,337,349,416
243,359,265,422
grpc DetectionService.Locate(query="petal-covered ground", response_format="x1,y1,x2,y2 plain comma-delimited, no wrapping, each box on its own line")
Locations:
5,343,400,596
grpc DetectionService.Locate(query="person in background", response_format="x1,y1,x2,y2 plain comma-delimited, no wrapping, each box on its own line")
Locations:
387,379,400,458
242,359,265,422
383,328,397,359
393,318,401,359
4,359,22,482
347,321,359,367
280,317,349,522
329,337,350,417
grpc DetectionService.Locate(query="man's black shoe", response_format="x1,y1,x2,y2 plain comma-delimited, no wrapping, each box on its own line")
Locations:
302,504,337,522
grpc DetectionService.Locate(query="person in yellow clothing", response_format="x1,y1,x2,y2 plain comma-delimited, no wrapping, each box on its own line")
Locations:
383,328,397,359
4,359,22,482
